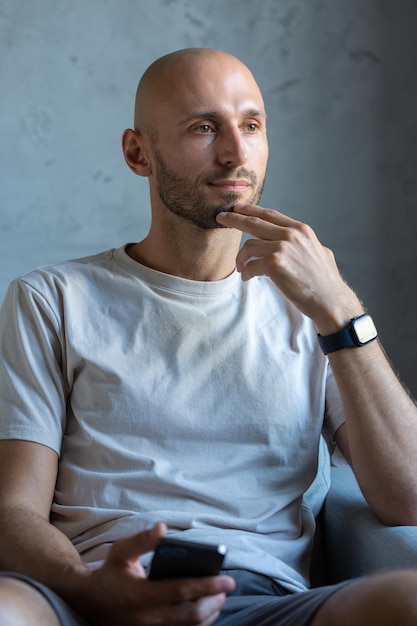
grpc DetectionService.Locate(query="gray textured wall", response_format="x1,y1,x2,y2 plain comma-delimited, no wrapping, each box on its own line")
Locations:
1,0,416,396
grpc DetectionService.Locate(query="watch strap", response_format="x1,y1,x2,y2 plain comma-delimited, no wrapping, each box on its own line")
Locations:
318,326,357,355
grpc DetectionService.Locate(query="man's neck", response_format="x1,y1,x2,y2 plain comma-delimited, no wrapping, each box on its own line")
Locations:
126,223,242,282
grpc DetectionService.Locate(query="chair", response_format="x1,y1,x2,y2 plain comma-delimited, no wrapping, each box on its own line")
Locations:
318,465,417,584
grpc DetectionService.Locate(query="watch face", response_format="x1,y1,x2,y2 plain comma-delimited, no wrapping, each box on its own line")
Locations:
353,315,377,344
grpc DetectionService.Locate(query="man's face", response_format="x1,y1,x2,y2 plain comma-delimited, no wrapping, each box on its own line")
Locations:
145,53,268,229
151,144,265,230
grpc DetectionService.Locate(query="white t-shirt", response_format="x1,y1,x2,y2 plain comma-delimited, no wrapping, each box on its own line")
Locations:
0,245,345,592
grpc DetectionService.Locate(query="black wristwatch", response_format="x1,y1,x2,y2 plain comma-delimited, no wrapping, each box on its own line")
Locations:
318,314,378,355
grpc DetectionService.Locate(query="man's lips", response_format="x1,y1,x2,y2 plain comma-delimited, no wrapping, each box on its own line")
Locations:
209,179,251,192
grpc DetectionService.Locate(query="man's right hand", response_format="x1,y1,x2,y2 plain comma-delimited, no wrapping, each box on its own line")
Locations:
66,523,236,626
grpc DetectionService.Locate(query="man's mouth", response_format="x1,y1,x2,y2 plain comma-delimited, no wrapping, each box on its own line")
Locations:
209,180,251,192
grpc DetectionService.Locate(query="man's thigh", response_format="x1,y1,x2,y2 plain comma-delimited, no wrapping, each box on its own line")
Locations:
0,573,88,626
0,569,348,626
311,569,417,626
217,571,350,626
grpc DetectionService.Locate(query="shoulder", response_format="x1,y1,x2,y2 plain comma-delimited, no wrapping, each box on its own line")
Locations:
17,248,115,288
1,248,124,325
7,248,127,304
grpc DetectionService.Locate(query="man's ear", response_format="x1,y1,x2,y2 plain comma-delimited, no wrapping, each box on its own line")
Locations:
121,129,152,176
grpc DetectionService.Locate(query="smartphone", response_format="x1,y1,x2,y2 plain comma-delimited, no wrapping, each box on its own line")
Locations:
148,537,227,580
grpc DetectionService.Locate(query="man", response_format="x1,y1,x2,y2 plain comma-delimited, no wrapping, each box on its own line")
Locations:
0,47,417,626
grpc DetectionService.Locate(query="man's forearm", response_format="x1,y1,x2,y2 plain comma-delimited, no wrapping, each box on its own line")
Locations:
331,340,417,525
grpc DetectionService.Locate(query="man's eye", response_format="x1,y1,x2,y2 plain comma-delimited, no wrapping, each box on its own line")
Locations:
247,122,259,132
196,124,213,133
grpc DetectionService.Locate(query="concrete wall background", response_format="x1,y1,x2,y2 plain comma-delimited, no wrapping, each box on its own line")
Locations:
1,0,416,396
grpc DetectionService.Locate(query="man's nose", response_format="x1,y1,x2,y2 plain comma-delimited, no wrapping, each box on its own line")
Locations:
216,128,248,167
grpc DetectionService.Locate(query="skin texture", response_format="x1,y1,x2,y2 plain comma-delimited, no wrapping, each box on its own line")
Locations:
0,48,417,625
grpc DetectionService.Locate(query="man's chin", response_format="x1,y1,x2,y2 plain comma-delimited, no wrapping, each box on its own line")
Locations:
210,205,235,229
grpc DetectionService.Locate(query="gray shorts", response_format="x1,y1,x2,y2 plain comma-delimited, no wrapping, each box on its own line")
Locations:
0,570,350,626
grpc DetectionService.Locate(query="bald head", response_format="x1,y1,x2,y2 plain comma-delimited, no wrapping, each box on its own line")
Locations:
133,48,264,135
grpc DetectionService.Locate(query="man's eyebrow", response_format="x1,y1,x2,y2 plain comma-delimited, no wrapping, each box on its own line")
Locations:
178,108,267,125
243,108,267,120
178,112,219,125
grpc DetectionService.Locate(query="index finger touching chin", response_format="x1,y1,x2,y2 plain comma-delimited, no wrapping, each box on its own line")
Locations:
233,204,300,227
215,210,284,239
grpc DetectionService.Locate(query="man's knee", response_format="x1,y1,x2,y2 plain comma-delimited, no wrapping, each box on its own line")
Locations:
0,576,60,626
312,569,417,626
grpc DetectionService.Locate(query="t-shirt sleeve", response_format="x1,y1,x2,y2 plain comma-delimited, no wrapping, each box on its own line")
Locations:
0,278,67,453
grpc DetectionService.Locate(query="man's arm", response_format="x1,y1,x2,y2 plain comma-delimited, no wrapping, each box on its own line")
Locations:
216,204,417,526
0,440,84,578
329,343,417,526
0,439,234,624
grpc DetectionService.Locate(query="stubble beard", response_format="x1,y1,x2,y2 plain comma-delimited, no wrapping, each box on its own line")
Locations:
152,146,265,230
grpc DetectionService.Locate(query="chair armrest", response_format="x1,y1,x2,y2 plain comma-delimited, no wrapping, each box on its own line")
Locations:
323,465,417,583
